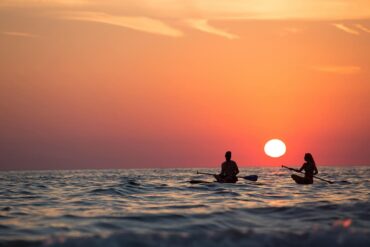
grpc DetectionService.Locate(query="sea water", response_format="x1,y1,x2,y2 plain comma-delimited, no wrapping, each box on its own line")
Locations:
0,167,369,247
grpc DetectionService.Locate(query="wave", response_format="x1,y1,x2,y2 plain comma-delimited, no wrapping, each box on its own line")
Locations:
2,227,368,247
88,188,126,196
1,168,369,247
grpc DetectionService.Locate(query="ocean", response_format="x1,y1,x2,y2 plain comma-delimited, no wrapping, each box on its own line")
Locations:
0,167,369,247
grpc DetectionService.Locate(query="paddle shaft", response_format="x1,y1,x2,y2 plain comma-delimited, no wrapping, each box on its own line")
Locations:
282,165,334,184
196,171,216,176
196,171,257,181
197,171,241,177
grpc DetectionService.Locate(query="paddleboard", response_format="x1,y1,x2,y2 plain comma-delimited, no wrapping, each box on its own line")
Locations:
291,174,312,185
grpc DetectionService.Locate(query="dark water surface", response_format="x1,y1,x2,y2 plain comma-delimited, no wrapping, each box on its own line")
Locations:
0,167,369,246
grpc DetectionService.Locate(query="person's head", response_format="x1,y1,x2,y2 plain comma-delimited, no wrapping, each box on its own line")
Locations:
304,153,315,164
225,151,232,161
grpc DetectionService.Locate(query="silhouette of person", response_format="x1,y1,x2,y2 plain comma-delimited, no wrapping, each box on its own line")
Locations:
292,153,318,184
214,151,239,183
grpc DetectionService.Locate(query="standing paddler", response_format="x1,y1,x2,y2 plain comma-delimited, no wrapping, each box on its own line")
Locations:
214,151,239,183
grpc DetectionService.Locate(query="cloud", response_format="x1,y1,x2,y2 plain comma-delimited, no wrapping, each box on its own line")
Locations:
0,0,88,7
163,0,370,20
312,66,361,75
2,1,370,21
332,23,360,35
1,31,39,38
355,24,370,34
283,27,301,33
278,27,302,37
185,19,238,39
60,11,183,37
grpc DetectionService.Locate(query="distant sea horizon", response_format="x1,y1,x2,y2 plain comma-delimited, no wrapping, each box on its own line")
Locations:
1,164,369,172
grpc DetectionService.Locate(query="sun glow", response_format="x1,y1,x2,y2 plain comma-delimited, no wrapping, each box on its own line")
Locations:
264,139,286,158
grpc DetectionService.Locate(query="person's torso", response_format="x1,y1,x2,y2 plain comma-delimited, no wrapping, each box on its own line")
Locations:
303,162,314,177
222,161,238,177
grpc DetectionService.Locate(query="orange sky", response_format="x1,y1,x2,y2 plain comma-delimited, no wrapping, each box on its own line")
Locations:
0,1,370,170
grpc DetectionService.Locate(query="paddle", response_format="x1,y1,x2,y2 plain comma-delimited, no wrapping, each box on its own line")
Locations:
196,171,258,182
282,165,334,184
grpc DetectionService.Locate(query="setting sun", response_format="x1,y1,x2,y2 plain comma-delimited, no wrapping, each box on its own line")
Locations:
0,1,369,247
264,139,286,158
0,0,369,169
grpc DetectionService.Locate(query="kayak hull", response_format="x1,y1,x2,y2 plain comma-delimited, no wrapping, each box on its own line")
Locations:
291,174,313,185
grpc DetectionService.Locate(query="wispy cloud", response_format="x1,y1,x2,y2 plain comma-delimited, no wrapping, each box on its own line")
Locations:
355,24,370,34
332,23,360,35
60,11,183,37
283,27,301,33
185,19,238,39
278,27,302,37
1,31,39,38
3,1,370,21
312,66,361,75
0,0,88,7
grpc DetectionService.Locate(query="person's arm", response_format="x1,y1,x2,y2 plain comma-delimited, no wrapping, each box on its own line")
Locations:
220,163,227,176
298,163,305,172
235,163,239,175
313,165,318,175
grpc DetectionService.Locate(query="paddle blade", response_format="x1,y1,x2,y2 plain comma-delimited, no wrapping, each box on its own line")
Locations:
242,175,258,181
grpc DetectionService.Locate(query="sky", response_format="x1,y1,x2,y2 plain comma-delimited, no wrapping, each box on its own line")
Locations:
0,0,370,170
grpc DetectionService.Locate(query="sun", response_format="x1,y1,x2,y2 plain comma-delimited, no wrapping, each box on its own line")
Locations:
264,139,286,158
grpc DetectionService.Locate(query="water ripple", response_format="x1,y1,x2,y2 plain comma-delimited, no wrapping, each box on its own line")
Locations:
0,167,369,246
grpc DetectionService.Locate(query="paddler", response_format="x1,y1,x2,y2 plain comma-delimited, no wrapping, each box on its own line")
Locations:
214,151,239,183
292,153,318,184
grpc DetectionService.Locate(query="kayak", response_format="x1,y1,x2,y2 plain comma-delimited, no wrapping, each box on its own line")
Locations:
291,174,313,184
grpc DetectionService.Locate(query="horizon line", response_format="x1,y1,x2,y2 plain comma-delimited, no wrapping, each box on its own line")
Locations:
1,164,369,172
